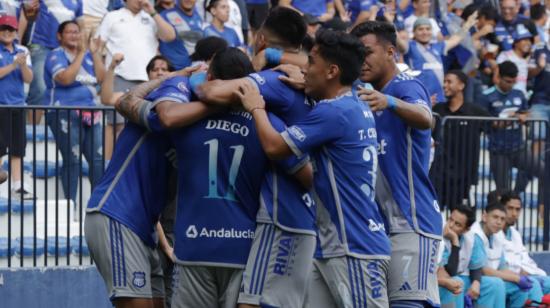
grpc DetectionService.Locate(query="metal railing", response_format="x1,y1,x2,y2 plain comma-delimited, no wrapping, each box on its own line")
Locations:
0,105,118,267
431,115,550,251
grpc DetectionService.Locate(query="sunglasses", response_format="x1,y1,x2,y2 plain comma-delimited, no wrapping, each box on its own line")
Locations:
0,25,17,32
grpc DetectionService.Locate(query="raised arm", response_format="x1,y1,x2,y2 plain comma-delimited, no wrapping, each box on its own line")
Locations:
444,12,478,53
141,0,176,42
100,53,124,106
196,78,250,105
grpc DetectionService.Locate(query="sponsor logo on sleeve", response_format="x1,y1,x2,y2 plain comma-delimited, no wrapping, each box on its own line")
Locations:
288,126,306,142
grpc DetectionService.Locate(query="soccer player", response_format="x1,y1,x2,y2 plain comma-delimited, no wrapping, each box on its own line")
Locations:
500,191,550,297
438,205,505,308
471,203,543,307
351,21,443,307
161,48,312,308
236,29,391,307
85,65,208,308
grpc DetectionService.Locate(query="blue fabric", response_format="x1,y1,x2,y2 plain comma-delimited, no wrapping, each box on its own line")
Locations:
291,0,333,17
46,236,69,256
0,43,30,105
282,92,391,257
14,237,45,257
27,44,50,106
70,235,90,256
29,0,83,49
494,16,532,51
160,7,204,70
348,0,376,22
530,44,550,106
457,275,506,308
204,24,242,47
405,41,446,103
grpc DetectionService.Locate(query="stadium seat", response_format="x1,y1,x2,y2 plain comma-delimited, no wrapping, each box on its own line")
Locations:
33,160,59,178
0,237,15,258
14,237,45,257
25,124,55,142
0,197,34,214
70,236,89,256
46,236,69,257
477,164,491,179
1,160,32,172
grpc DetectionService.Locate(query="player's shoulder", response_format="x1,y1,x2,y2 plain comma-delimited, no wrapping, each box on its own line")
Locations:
389,73,428,94
482,86,497,96
248,69,282,84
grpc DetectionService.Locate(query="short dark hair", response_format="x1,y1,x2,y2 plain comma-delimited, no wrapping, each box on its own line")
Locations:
209,47,255,80
500,190,522,207
314,29,366,85
262,7,307,49
447,70,468,86
190,36,228,62
350,21,397,47
205,0,223,11
498,61,519,78
453,205,477,228
487,190,501,205
477,4,498,21
485,202,506,214
57,20,79,35
531,4,547,21
146,55,174,75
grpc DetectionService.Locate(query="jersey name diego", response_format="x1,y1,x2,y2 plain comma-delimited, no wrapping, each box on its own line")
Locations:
282,91,391,258
86,76,191,247
375,73,442,238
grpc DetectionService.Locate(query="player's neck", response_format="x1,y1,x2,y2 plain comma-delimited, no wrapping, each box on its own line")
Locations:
321,84,351,101
212,19,224,31
481,223,494,238
373,64,400,91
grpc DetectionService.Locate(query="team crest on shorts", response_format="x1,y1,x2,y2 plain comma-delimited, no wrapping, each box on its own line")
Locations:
132,272,146,288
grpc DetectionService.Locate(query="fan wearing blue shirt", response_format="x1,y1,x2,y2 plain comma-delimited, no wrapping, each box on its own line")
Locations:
26,0,83,112
236,29,391,308
351,21,442,307
86,62,212,308
495,0,538,51
348,0,378,25
160,0,204,70
44,21,105,205
280,0,335,21
479,61,545,194
204,0,242,47
401,16,476,104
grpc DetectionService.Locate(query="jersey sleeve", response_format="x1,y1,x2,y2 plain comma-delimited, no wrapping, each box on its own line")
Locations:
46,50,69,80
469,236,487,270
269,113,309,174
247,70,303,110
76,0,83,18
146,77,191,104
397,79,431,111
280,103,344,157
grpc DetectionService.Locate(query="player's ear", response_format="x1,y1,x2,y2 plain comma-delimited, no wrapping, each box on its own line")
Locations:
326,63,340,82
386,45,396,60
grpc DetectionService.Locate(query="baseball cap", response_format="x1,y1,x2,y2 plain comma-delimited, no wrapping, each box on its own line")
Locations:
413,17,432,30
0,15,18,30
512,24,533,42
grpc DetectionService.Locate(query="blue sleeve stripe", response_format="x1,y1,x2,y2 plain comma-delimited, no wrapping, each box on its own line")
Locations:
257,225,276,294
117,221,127,287
280,131,304,157
109,219,117,287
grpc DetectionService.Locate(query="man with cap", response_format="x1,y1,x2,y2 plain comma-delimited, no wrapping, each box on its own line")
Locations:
400,14,477,104
496,25,534,96
495,0,538,52
0,15,33,198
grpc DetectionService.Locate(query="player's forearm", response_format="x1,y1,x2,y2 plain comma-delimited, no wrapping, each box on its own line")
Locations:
20,64,33,83
154,14,177,42
197,79,245,106
293,162,313,190
100,68,117,105
393,99,432,129
116,75,171,124
55,53,86,86
482,267,520,283
252,109,293,160
155,101,215,129
156,222,171,251
92,52,106,83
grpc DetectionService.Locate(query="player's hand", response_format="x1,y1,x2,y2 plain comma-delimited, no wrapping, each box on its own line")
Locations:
274,64,305,90
252,49,267,72
443,223,459,244
448,279,463,294
468,280,481,299
163,246,176,262
109,53,125,70
140,0,155,14
478,24,494,37
173,64,206,78
89,35,106,55
77,31,89,55
462,11,478,32
234,81,265,113
537,53,547,69
357,86,389,111
516,112,528,125
13,53,27,66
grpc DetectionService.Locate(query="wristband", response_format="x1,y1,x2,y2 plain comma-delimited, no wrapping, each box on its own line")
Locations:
189,71,207,93
265,48,283,66
386,95,397,110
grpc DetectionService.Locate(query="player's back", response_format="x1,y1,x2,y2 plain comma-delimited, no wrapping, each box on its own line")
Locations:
171,109,269,267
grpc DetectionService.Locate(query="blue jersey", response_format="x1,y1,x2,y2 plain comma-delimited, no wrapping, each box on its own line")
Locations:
0,43,30,105
291,0,333,17
43,48,98,107
441,235,486,270
204,24,242,47
87,77,191,247
247,70,311,125
281,91,391,259
480,86,528,152
530,44,550,106
348,0,375,23
172,111,294,268
495,17,534,51
376,73,442,238
405,40,446,103
160,7,204,70
29,0,83,48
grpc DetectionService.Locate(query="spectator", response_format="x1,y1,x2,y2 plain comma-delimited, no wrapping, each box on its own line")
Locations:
401,15,477,104
529,26,550,151
189,36,228,66
156,0,176,12
430,70,490,210
0,15,33,199
375,0,406,32
26,0,84,124
532,4,548,45
480,61,545,194
160,0,204,70
496,25,533,96
403,0,442,42
82,0,123,38
204,0,242,47
495,0,537,51
246,0,269,37
96,0,175,159
227,0,247,44
279,0,336,22
44,21,105,208
347,0,379,26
